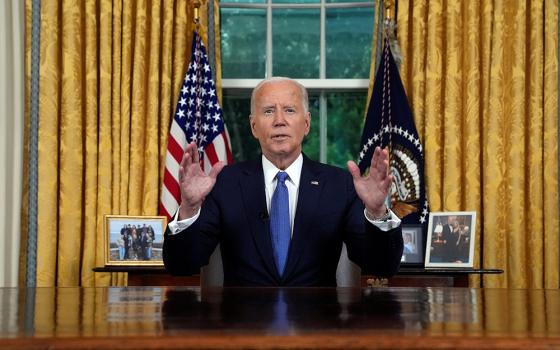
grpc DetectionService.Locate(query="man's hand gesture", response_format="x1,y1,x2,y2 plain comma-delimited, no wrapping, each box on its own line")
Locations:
347,147,393,218
178,142,225,220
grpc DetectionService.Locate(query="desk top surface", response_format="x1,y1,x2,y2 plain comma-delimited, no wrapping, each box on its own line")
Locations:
0,287,558,349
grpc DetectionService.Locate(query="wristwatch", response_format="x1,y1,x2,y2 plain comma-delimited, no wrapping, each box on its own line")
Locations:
367,208,392,222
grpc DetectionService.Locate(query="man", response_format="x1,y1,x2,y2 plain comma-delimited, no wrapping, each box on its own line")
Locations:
163,77,403,286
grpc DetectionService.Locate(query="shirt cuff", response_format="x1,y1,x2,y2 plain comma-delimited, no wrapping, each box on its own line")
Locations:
364,208,401,231
167,206,201,235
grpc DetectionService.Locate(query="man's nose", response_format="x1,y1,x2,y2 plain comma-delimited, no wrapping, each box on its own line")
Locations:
272,109,287,125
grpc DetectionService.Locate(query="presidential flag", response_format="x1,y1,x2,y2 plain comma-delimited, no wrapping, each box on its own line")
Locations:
160,31,233,220
358,36,429,225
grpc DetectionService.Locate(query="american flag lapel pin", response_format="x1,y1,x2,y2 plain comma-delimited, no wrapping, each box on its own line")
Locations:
311,181,319,185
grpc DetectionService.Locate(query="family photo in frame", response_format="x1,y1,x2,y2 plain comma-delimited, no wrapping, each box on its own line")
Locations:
425,212,477,268
400,225,424,265
104,215,167,266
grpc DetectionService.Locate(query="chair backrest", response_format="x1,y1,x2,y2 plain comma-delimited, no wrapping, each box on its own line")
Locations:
336,243,361,287
200,245,224,287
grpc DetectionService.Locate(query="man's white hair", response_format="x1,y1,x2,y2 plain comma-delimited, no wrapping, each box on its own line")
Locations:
250,77,309,115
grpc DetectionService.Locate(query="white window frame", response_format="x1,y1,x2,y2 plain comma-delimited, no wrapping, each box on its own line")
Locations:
220,0,374,163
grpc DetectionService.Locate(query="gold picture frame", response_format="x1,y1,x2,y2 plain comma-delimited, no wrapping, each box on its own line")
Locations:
104,215,167,266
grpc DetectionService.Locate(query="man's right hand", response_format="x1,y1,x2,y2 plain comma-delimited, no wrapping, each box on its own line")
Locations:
178,142,225,220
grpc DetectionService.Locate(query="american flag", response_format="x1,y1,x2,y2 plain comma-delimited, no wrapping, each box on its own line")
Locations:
160,31,233,220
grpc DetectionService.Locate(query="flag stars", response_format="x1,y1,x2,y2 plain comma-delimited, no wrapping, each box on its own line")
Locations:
179,97,187,106
176,109,185,119
212,125,219,133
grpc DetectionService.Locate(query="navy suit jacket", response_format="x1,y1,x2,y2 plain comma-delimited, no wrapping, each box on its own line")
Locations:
163,155,403,286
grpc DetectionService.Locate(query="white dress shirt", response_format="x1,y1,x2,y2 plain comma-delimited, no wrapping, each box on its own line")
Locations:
168,153,400,234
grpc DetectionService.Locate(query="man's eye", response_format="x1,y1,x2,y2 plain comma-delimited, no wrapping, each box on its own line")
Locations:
264,109,274,115
285,108,295,113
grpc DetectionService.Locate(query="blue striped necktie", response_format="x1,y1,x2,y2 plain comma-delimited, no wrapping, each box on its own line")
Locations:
270,171,290,276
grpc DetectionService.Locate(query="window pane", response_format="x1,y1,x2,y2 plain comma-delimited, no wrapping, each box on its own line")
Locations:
273,0,319,3
326,7,374,78
221,8,266,78
326,92,367,168
272,9,320,78
221,91,261,162
326,0,373,3
302,94,320,161
221,0,266,3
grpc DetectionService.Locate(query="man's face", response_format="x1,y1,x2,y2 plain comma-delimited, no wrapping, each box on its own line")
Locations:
250,80,310,165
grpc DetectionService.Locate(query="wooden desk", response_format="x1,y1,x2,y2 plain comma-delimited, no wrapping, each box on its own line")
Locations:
94,266,503,287
0,287,558,349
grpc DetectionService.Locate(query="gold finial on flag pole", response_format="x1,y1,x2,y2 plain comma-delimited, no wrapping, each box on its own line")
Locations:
193,0,204,29
384,0,394,21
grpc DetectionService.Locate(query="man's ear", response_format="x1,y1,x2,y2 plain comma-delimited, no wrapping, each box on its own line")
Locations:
304,112,311,136
250,115,258,138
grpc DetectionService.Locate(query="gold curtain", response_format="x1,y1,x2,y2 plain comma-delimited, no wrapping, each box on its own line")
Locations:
371,0,558,288
22,0,221,286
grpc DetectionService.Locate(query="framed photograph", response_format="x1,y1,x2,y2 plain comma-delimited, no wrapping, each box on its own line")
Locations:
400,224,424,266
104,215,167,266
424,211,477,268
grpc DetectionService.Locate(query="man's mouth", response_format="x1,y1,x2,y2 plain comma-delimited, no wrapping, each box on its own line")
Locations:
272,134,289,140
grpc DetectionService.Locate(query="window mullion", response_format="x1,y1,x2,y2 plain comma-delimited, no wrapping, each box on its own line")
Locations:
319,0,326,163
320,0,326,80
266,0,273,78
319,91,327,163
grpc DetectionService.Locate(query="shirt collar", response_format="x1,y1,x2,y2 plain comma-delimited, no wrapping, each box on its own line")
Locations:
262,153,303,187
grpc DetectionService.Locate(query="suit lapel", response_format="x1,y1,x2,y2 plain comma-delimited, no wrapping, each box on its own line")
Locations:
239,160,280,281
283,157,323,281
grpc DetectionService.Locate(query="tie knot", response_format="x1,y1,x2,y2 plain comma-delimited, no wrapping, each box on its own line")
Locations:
276,171,289,184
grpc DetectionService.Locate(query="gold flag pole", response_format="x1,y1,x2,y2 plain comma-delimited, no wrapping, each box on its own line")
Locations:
382,0,395,211
193,0,204,31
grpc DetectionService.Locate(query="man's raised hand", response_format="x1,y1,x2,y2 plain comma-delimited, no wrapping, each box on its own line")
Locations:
347,146,393,218
178,142,225,220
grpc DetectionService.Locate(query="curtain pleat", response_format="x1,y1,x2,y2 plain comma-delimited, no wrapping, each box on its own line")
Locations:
380,0,559,288
23,0,213,286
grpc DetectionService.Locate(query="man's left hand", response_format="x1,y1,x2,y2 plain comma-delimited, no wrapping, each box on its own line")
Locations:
347,146,393,218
